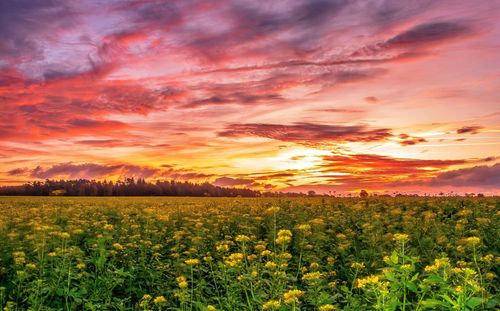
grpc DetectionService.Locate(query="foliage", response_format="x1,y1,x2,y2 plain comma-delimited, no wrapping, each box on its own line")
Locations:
0,179,260,197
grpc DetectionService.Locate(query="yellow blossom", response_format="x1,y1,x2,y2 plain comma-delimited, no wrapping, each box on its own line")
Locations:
283,289,304,304
153,296,167,304
262,299,281,310
184,258,200,266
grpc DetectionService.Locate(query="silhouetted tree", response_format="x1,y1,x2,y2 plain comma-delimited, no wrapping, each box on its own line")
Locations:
360,189,368,198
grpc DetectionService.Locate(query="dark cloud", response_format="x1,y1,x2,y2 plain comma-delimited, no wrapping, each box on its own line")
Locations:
219,123,392,144
213,177,254,187
386,21,473,47
0,0,76,61
68,118,128,129
353,20,475,58
186,92,283,108
7,162,213,181
364,96,379,103
6,168,29,176
456,125,482,134
428,163,500,188
369,0,435,28
392,163,500,189
397,134,427,146
30,163,125,179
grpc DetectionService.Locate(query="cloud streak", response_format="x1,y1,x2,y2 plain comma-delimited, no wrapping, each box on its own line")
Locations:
219,123,392,144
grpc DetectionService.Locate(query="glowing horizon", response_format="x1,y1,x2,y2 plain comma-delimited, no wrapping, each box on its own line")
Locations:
1,0,499,194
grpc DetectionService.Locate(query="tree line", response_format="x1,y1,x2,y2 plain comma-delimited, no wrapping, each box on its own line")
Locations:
0,178,261,197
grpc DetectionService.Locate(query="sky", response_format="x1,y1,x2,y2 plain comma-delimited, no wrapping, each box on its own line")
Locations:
1,0,499,194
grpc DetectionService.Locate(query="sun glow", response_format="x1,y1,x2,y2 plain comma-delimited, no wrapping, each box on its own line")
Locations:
272,148,331,171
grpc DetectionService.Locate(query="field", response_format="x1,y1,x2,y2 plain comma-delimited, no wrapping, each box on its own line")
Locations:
0,196,498,310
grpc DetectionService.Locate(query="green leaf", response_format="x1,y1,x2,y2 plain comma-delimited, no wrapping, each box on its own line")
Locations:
407,282,418,293
410,273,419,281
422,299,449,308
466,297,484,309
391,251,398,264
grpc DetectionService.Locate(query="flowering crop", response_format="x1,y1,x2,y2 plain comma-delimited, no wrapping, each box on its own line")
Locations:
0,196,498,310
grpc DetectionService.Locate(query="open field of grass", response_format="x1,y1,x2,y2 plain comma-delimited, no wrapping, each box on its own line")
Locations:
0,196,498,310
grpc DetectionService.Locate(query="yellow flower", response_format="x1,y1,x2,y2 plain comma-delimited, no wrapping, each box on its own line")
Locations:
103,224,114,231
350,262,365,270
176,276,186,283
484,272,496,280
356,275,379,288
302,272,322,282
224,253,244,267
262,299,281,310
265,206,280,214
393,233,410,242
319,304,336,311
276,229,293,244
184,258,200,266
153,296,167,304
207,305,217,311
254,244,266,252
283,289,304,304
424,257,450,273
296,224,311,231
76,262,86,270
261,250,272,256
276,235,292,244
26,263,37,270
177,276,188,288
481,254,494,263
463,236,481,247
264,261,277,270
216,243,230,252
112,243,124,251
235,235,251,242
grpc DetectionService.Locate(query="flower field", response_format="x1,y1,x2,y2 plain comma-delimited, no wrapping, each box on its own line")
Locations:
0,196,498,310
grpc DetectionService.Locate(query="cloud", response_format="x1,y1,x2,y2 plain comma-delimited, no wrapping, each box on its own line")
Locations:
387,21,473,47
212,177,254,187
397,134,427,146
314,108,364,113
391,163,500,189
6,162,213,181
0,0,77,62
186,92,283,108
219,123,392,145
456,125,482,134
316,153,468,188
364,96,380,103
428,163,500,188
353,20,475,57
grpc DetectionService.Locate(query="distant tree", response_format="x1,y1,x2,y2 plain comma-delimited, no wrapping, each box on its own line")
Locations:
307,190,316,197
360,189,368,198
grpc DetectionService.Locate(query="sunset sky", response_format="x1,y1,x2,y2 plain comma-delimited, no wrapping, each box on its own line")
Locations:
1,0,499,194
